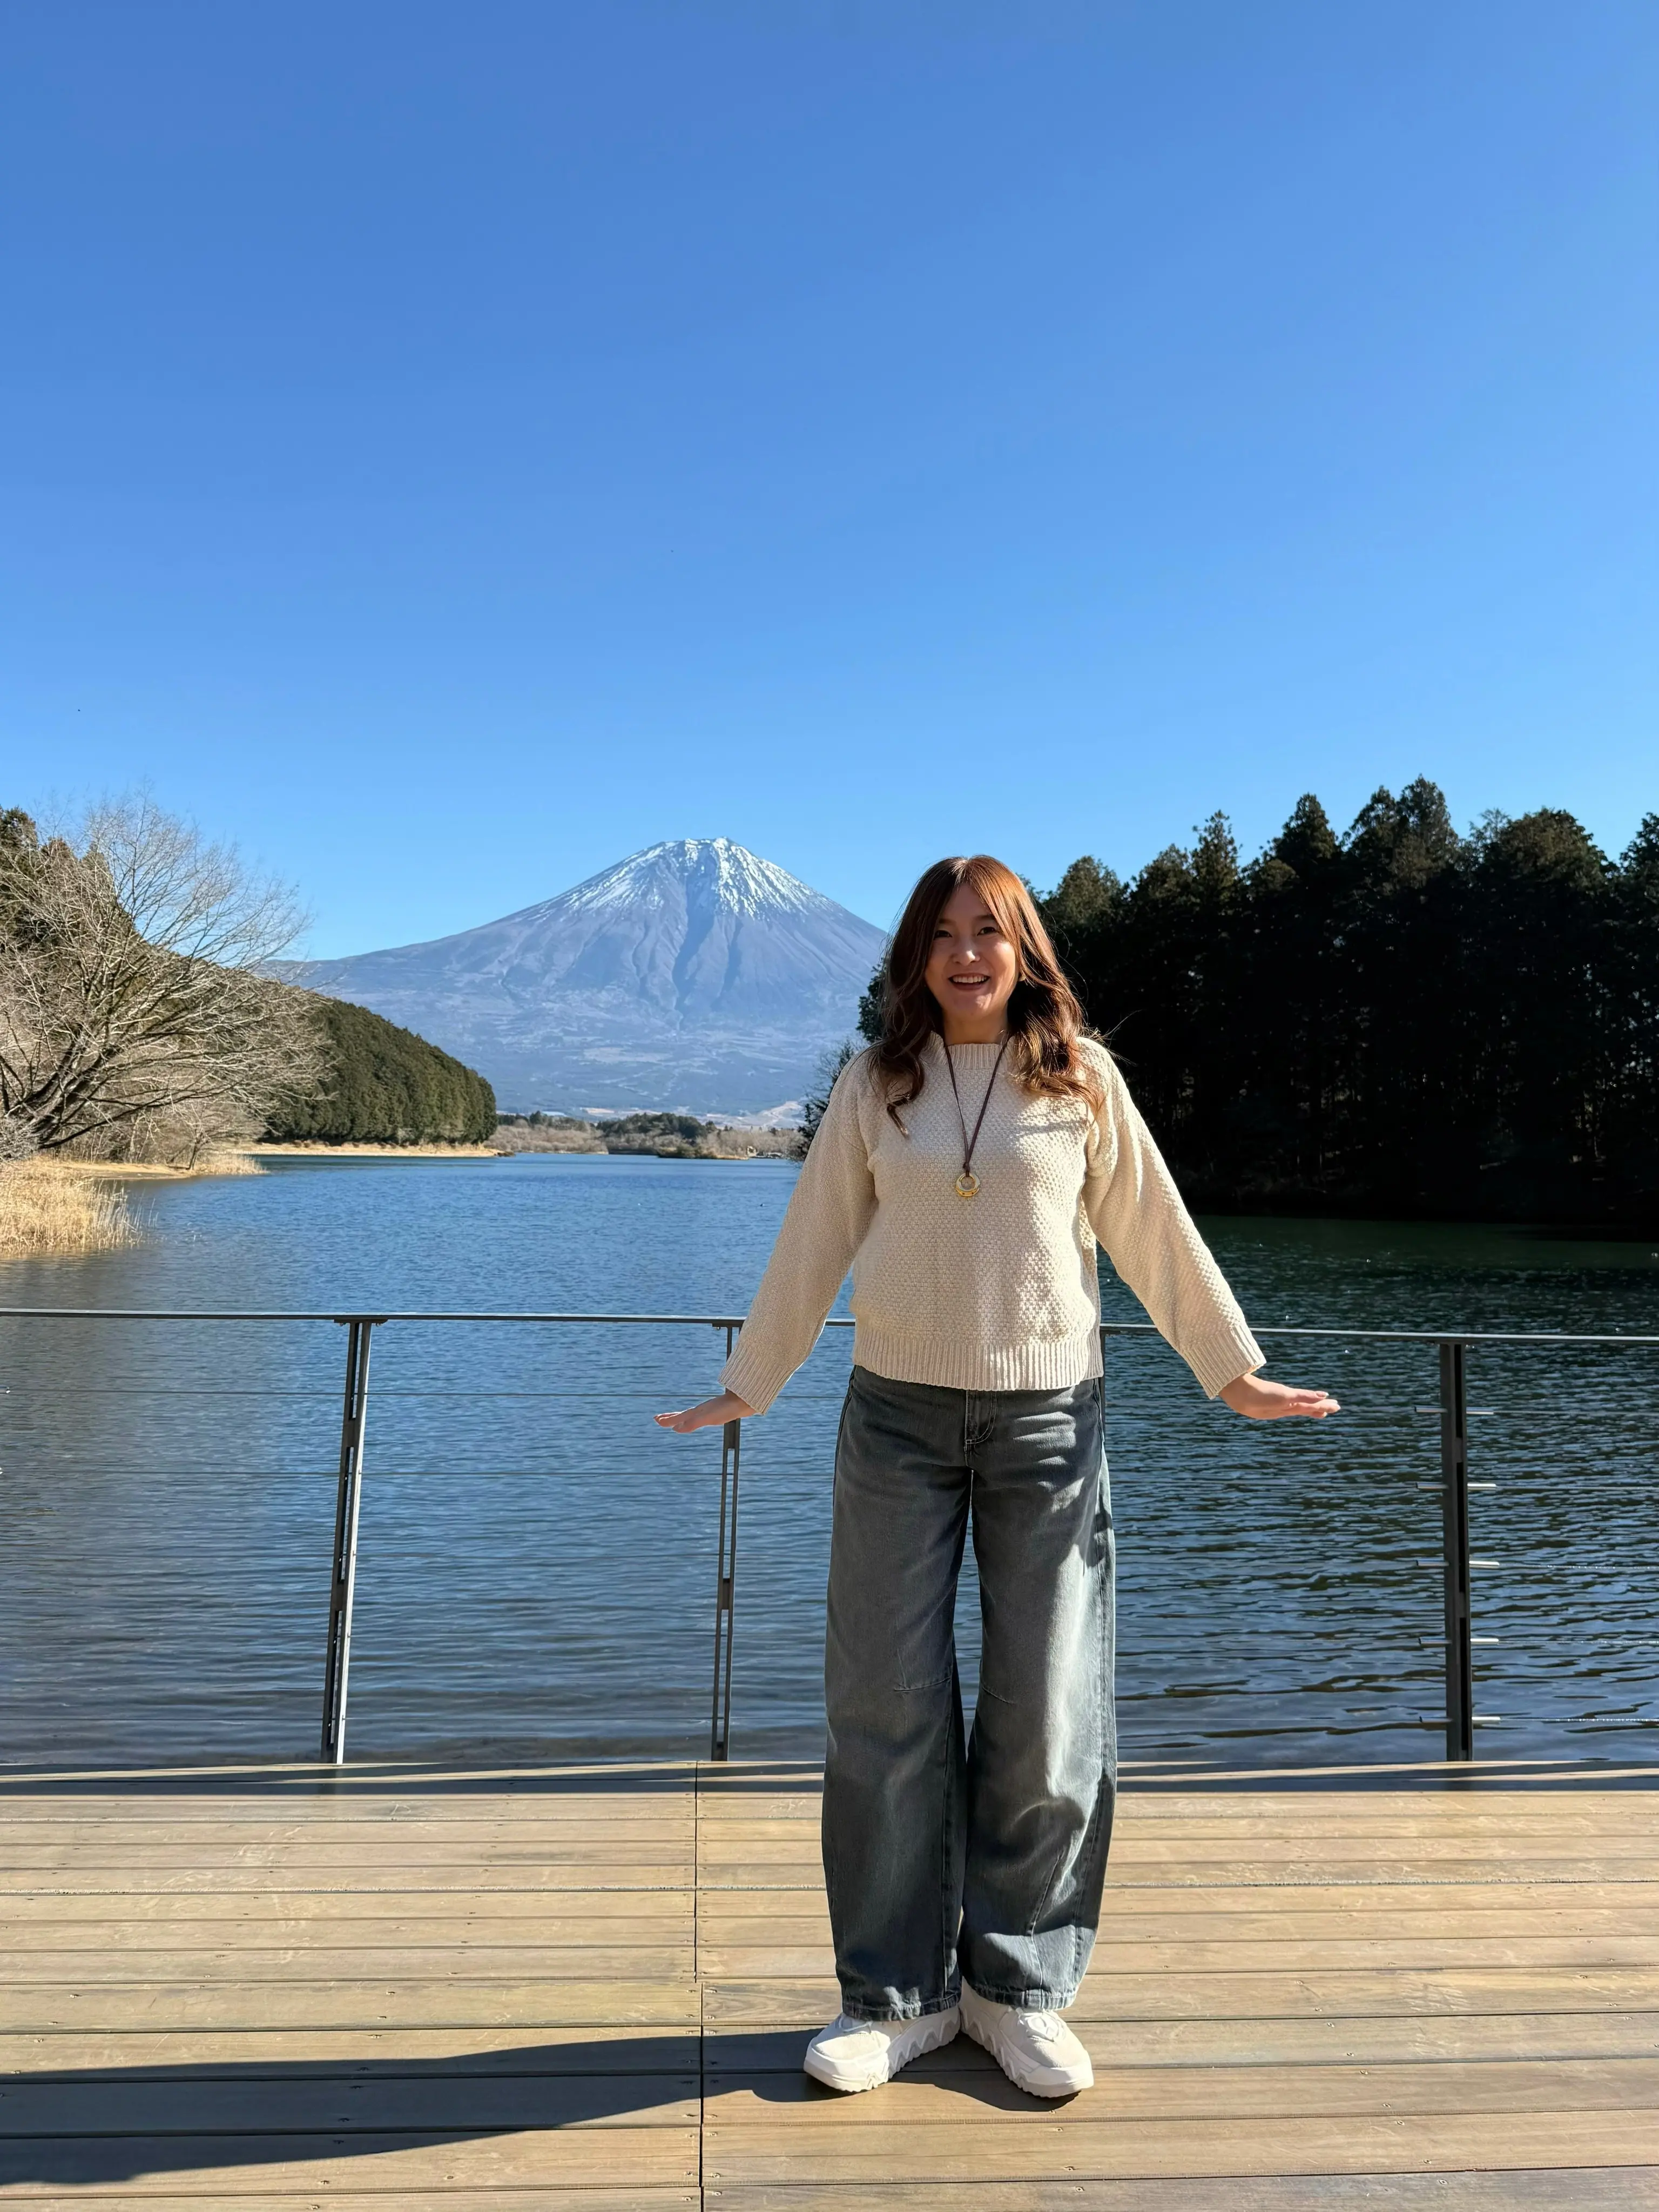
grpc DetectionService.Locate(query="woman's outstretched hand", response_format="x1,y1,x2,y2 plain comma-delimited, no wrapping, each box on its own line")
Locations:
655,1390,754,1434
1220,1373,1339,1420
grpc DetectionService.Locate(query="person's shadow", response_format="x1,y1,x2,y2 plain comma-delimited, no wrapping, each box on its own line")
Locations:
0,2024,1043,2187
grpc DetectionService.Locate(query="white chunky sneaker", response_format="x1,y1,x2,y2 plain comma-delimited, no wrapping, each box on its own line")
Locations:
802,2006,961,2093
960,1982,1093,2097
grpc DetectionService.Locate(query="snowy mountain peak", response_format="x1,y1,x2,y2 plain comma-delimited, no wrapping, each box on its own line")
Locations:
282,837,886,1115
558,839,824,923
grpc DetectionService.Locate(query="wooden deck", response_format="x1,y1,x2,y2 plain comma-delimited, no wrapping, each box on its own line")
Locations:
1,1757,1656,2208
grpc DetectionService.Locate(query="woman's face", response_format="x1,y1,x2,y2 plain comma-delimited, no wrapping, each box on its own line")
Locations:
924,883,1020,1038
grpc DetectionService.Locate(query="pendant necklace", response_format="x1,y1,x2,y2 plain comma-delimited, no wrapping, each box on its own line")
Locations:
943,1033,1010,1199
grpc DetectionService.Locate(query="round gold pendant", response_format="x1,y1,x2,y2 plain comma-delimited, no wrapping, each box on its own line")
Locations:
954,1171,980,1198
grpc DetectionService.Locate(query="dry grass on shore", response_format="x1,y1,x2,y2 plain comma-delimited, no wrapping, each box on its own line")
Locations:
198,1148,264,1176
73,1149,266,1179
0,1158,137,1258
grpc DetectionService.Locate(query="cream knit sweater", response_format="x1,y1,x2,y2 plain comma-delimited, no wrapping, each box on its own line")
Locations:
720,1035,1263,1415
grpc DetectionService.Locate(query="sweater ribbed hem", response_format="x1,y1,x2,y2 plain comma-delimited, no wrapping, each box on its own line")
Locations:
719,1338,803,1418
1185,1321,1266,1399
851,1323,1103,1397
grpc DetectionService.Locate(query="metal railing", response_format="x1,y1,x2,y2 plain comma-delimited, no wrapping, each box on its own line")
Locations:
3,1307,1656,1768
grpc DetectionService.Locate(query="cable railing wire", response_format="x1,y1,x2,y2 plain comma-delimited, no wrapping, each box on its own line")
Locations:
2,1305,1655,1767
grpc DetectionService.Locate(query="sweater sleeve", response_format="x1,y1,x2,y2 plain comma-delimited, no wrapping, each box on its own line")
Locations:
719,1057,878,1415
1083,1055,1264,1398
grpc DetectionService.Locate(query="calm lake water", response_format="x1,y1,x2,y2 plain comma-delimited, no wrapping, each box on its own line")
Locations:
2,1154,1656,1772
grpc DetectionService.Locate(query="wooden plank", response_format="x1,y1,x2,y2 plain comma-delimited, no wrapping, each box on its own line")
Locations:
703,1815,1659,1844
0,1818,694,1846
702,2011,1659,2072
0,1768,691,1793
702,2174,1659,2210
0,1759,691,1785
0,2073,699,2132
690,1796,1650,1830
696,1830,1659,1862
697,1823,1659,1854
0,2025,703,2075
1097,1882,1659,1914
700,1936,1659,1981
1,1912,694,1950
0,1889,693,1924
2,1944,696,1983
698,1808,1659,1837
1112,1816,1659,1831
702,2108,1659,2184
0,1866,690,1894
0,1982,699,2032
707,2055,1659,2123
694,1879,1659,1917
0,1805,699,1823
1100,1862,1659,1886
1114,1793,1659,1815
0,1844,696,1870
1105,1835,1659,1859
0,2031,687,2080
0,2127,699,2193
697,1858,1659,1889
1115,1783,1659,1800
694,1906,1659,1942
700,1967,1659,2025
697,1800,820,1821
0,2194,698,2211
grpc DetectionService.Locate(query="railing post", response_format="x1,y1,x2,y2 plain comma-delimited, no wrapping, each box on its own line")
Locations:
710,1323,741,1761
1439,1338,1474,1762
321,1317,378,1766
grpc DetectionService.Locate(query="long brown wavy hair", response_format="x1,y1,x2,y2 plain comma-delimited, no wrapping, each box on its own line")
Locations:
868,854,1104,1126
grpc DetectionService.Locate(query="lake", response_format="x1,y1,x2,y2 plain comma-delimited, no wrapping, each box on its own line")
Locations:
2,1154,1656,1772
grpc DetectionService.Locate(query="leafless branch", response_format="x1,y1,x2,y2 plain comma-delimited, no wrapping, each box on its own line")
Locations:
0,797,324,1157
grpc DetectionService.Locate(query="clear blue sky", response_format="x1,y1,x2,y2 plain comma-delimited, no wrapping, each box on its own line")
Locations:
3,1,1654,953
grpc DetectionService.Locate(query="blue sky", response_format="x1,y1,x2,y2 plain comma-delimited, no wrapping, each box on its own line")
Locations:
3,1,1654,952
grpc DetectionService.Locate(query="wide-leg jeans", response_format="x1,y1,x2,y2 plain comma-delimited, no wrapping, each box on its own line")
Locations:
822,1364,1116,2021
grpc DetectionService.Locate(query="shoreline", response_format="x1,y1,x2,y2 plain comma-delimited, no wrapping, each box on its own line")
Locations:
76,1157,261,1181
241,1142,507,1162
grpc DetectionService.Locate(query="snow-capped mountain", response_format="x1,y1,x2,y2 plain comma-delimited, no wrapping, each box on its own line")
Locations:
280,839,887,1115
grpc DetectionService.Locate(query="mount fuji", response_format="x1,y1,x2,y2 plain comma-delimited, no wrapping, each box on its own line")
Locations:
279,839,888,1116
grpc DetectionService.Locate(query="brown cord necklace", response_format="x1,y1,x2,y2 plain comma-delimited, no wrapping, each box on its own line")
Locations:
943,1033,1010,1198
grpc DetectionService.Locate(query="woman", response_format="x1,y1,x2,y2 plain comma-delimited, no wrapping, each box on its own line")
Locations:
657,854,1337,2100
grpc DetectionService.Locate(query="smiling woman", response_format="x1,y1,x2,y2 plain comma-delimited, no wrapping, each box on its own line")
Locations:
654,851,1337,2100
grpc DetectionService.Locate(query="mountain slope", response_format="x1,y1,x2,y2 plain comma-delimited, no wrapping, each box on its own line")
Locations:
281,839,887,1113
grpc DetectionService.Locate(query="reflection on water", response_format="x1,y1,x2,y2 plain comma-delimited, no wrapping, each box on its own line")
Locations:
2,1155,1655,1770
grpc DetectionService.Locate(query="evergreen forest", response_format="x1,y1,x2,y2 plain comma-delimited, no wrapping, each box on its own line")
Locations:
1035,781,1658,1228
265,997,497,1146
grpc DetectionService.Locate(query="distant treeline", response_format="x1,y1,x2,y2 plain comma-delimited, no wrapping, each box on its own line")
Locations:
1034,780,1659,1228
266,998,497,1145
497,1109,797,1160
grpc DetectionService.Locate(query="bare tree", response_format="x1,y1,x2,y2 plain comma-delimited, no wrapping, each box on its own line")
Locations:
0,795,323,1157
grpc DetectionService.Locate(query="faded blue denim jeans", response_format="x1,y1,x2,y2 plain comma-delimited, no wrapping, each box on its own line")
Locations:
822,1365,1116,2021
